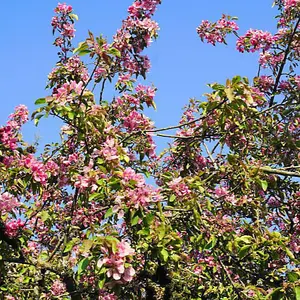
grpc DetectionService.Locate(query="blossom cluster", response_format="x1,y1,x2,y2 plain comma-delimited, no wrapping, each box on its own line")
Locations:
51,3,76,60
259,51,284,68
283,0,300,13
236,29,277,53
0,105,29,150
97,241,136,282
113,0,161,77
19,154,49,185
5,219,25,238
197,15,239,45
0,192,20,213
168,177,191,198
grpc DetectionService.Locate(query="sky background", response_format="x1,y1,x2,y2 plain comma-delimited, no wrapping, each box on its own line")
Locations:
0,1,277,153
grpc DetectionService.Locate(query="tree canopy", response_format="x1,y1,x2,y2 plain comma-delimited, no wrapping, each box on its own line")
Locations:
0,1,300,299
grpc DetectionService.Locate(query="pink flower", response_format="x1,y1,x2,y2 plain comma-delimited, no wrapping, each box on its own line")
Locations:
283,0,300,12
123,266,136,282
94,67,107,80
259,51,284,68
123,110,153,132
0,105,29,150
97,241,135,283
55,3,73,14
237,29,277,53
101,137,119,161
62,23,76,37
293,75,300,90
256,75,274,92
168,177,191,198
20,154,48,185
118,241,135,257
215,187,237,205
0,192,20,213
51,279,67,296
278,80,291,91
215,186,229,197
122,167,145,186
5,219,25,237
197,15,239,45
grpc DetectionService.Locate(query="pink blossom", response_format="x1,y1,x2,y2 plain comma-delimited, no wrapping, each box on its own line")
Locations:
259,51,284,68
215,187,237,205
237,29,277,53
20,154,48,185
94,67,107,80
98,291,118,300
101,137,119,161
55,3,73,14
283,0,300,12
122,167,145,186
293,75,300,89
126,185,161,207
278,80,291,91
0,105,29,150
168,177,191,198
197,15,239,45
118,241,135,257
0,192,20,213
51,279,67,296
5,219,25,238
256,75,274,92
97,241,135,283
215,186,229,197
123,110,154,132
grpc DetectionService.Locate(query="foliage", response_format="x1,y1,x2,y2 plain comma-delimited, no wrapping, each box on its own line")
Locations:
0,1,299,299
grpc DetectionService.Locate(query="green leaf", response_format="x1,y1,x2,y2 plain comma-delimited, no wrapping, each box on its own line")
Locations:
82,240,93,253
236,235,252,244
225,87,234,101
288,272,299,282
77,257,90,275
108,178,121,190
267,288,284,300
34,114,44,126
144,213,154,225
104,207,114,219
106,236,119,253
238,245,251,259
169,194,176,202
170,254,180,262
259,180,268,191
35,98,46,105
295,286,300,300
40,211,50,222
131,214,140,226
158,224,166,240
98,277,106,289
285,247,295,259
137,228,150,236
204,235,217,250
64,241,75,253
69,13,78,21
89,193,102,201
68,111,75,120
108,47,121,57
73,41,90,56
159,248,169,262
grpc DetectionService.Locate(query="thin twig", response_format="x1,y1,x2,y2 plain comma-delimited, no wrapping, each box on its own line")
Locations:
204,142,218,169
269,17,300,107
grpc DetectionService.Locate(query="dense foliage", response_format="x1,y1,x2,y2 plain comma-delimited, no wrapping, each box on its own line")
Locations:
0,1,299,299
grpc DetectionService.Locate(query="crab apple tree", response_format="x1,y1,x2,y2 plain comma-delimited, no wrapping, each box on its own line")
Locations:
0,1,300,299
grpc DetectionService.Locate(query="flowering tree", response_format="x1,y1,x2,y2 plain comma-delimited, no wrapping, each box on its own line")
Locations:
0,1,299,299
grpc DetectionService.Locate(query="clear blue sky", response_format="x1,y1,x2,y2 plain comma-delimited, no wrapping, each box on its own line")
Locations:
0,1,277,152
